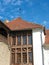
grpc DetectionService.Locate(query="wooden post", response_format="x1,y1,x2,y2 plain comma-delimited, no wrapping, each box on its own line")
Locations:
7,33,11,65
16,35,17,45
21,34,23,65
27,33,29,65
15,36,17,64
11,36,12,46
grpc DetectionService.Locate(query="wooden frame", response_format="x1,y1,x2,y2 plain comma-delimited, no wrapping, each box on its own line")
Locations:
0,21,33,65
10,30,33,65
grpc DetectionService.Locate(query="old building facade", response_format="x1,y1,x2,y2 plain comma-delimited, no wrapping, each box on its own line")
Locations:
0,18,49,65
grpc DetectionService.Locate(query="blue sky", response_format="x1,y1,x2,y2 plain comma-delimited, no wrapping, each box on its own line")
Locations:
0,0,49,29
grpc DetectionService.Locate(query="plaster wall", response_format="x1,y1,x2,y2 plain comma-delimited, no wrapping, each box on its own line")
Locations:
32,29,43,65
0,42,10,65
43,48,49,65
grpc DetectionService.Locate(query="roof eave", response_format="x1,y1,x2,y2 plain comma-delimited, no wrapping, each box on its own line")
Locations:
0,20,11,32
10,27,44,32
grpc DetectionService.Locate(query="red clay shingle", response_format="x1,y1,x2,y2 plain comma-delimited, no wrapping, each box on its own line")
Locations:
45,30,49,44
5,18,44,31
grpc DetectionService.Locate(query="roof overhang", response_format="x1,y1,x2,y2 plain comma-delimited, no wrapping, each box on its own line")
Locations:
0,20,10,32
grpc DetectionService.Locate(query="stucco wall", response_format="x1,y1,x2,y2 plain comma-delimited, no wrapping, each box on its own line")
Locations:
43,48,49,65
32,29,43,65
0,42,10,65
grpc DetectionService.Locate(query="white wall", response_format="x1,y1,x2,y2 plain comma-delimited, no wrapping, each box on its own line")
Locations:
43,48,49,65
32,29,43,65
0,42,10,65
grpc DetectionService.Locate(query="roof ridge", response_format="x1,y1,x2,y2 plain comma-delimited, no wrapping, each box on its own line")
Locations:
11,17,22,21
5,17,44,31
5,17,43,27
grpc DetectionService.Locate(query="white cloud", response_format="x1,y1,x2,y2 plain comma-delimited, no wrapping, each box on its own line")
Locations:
11,7,22,14
43,21,47,25
16,8,21,12
22,10,26,14
11,0,23,6
40,2,48,10
3,0,11,4
10,15,14,19
41,20,49,28
25,0,30,2
0,16,3,19
29,2,33,6
0,2,5,12
0,2,2,5
16,8,20,11
0,6,5,13
2,0,23,5
0,8,5,12
2,0,32,6
25,0,33,6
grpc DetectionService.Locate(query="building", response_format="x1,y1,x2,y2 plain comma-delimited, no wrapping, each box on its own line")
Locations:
0,18,49,65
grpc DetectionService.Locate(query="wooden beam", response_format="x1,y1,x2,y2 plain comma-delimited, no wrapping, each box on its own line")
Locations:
27,33,29,64
21,34,23,64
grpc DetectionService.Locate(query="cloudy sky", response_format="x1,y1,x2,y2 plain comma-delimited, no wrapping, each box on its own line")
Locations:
0,0,49,29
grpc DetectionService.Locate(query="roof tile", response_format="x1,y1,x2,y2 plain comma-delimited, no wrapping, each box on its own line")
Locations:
5,18,44,31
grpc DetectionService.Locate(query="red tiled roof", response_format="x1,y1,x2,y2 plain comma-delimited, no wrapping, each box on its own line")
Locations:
5,18,44,31
45,30,49,44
